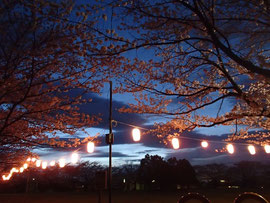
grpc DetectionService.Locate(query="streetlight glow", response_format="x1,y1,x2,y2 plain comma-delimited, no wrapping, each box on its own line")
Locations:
71,152,79,164
87,142,95,153
226,144,234,154
132,128,141,142
201,141,209,148
248,145,256,155
172,138,180,149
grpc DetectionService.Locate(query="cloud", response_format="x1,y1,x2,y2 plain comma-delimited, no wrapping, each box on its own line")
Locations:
76,90,147,130
83,151,136,158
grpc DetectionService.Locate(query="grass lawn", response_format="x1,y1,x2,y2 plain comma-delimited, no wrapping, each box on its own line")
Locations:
0,189,269,203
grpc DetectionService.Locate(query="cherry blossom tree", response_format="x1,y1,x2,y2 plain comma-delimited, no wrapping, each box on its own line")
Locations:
0,0,112,166
95,0,270,144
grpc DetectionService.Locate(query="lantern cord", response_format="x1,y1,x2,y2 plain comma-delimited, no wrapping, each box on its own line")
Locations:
112,120,149,130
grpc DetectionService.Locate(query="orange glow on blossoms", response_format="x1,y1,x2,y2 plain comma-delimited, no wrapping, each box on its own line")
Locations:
132,128,141,142
71,152,79,164
87,142,95,153
172,138,180,149
226,144,234,154
201,141,209,148
36,160,41,167
264,145,270,153
42,162,47,169
50,161,56,166
59,158,65,168
248,145,256,155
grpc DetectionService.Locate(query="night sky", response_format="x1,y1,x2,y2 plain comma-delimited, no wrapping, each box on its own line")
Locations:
37,90,270,166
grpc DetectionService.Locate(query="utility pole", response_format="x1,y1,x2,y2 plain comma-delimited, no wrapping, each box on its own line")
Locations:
106,81,113,203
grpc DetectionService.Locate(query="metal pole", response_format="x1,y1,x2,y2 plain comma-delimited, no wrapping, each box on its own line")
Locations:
108,81,113,203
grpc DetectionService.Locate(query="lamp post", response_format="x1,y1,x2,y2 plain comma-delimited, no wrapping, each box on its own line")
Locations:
106,81,113,203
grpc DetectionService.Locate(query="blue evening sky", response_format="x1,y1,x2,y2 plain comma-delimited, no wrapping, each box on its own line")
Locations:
38,1,269,166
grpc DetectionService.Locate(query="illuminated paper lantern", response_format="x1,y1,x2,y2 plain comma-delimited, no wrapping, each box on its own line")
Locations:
42,162,47,169
10,168,16,173
172,138,180,149
132,128,141,142
59,158,65,168
248,145,256,155
50,161,56,166
71,152,79,164
36,160,41,167
23,163,28,169
264,145,270,153
226,144,234,154
201,141,209,148
87,142,95,153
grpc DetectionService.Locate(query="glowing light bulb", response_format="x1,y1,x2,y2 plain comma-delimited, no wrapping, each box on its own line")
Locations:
264,145,270,153
132,128,141,142
59,158,65,168
201,141,209,148
226,144,234,154
19,167,24,173
42,162,47,169
23,163,28,169
36,160,41,167
31,158,36,162
172,138,180,149
50,161,56,166
71,152,79,164
248,145,256,155
27,157,31,162
87,142,95,153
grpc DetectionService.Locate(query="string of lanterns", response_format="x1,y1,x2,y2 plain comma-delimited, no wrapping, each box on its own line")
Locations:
1,141,95,182
125,120,270,156
170,136,270,155
1,120,270,181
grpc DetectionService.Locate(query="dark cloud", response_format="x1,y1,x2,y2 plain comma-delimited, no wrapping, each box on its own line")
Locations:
76,90,147,130
83,151,136,158
136,149,158,154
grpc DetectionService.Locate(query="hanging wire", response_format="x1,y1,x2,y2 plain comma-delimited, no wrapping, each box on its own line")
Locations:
112,120,149,130
112,119,252,146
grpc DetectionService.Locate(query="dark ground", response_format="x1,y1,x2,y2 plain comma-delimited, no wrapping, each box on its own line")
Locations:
0,189,269,203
